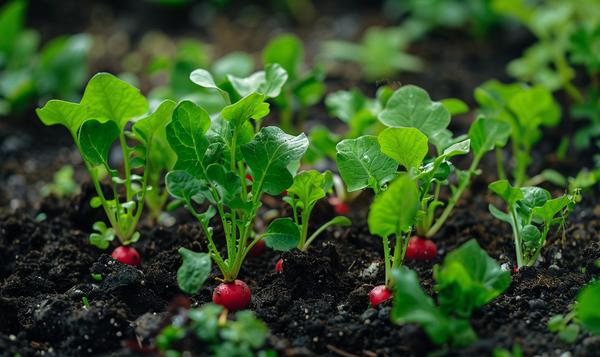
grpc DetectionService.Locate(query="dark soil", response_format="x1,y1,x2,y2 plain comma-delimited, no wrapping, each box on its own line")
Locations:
2,1,600,357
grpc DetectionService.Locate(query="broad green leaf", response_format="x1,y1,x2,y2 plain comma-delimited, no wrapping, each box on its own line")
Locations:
287,170,328,209
489,180,524,207
442,139,471,158
261,218,301,251
232,310,269,349
211,51,254,83
508,86,561,128
378,127,428,170
378,85,451,138
576,282,600,335
293,69,325,107
521,225,541,249
205,164,251,211
241,127,308,195
177,247,212,294
228,63,288,99
80,73,149,130
166,100,223,178
36,100,88,139
165,170,202,202
221,92,270,129
207,116,253,167
390,268,452,345
328,216,352,226
336,136,398,192
440,98,469,116
262,33,304,80
132,99,176,145
368,174,420,238
78,119,120,167
517,186,550,215
531,195,569,223
489,204,512,224
190,68,231,105
325,88,367,123
558,324,580,344
468,117,511,157
0,0,26,57
434,239,511,317
429,129,468,156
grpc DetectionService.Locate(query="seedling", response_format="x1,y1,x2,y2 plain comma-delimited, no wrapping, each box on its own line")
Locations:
488,180,580,268
475,80,561,187
40,165,79,199
390,239,510,347
165,93,309,310
37,73,174,250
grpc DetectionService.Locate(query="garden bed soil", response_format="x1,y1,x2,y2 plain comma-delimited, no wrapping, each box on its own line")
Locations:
2,1,600,356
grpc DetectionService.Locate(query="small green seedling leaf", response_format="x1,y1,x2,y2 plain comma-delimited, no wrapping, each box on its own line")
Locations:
80,73,149,130
468,117,512,157
287,170,329,209
36,100,88,139
90,197,102,208
261,218,301,251
368,174,420,238
440,98,469,116
90,221,116,249
189,68,231,105
221,92,270,128
165,170,202,202
558,324,580,344
531,195,570,224
205,164,251,211
78,119,120,167
228,63,288,99
489,180,524,207
520,225,541,249
91,273,102,281
177,247,212,294
241,127,309,195
336,136,398,192
378,127,428,171
262,33,304,80
575,281,600,335
378,85,450,138
132,99,177,145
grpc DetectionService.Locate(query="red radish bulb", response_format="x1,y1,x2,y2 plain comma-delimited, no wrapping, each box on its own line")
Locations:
405,236,438,262
212,279,251,311
369,285,393,307
245,174,253,182
329,197,350,215
111,246,141,268
276,259,283,271
246,239,265,258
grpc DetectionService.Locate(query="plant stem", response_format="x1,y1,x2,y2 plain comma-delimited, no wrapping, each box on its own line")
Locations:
496,147,506,181
509,208,524,268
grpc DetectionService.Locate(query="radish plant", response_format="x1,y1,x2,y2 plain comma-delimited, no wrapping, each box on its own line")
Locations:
37,73,174,252
390,239,510,347
165,91,309,310
488,180,580,268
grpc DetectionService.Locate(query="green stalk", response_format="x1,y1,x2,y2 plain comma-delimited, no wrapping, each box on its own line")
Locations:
527,225,550,267
382,235,392,290
298,205,314,250
509,208,524,268
303,217,341,249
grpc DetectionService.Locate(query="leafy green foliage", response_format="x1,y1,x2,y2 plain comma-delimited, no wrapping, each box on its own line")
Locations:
391,239,509,347
576,280,600,335
166,94,309,283
489,180,579,267
40,165,79,199
157,303,271,356
475,79,561,187
323,25,423,81
177,248,212,294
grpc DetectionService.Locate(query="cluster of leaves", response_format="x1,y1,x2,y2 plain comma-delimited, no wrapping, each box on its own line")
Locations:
0,0,91,115
322,25,424,81
156,302,274,357
475,79,561,187
37,73,174,248
39,165,80,199
488,180,580,268
390,239,510,347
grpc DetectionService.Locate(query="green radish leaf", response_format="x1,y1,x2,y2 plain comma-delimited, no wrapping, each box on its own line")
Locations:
90,221,115,249
261,218,301,251
327,216,352,226
558,324,580,344
36,100,88,139
440,98,469,116
434,239,511,318
205,164,251,211
336,136,398,192
468,117,512,157
547,315,564,333
368,174,420,238
430,129,468,156
390,268,453,345
211,51,254,83
78,119,120,167
177,247,212,294
262,33,304,80
576,282,600,336
531,195,570,224
287,170,328,210
517,186,551,216
0,0,26,57
378,85,451,138
241,127,308,195
521,225,541,249
488,180,524,207
132,99,176,145
378,127,428,171
90,197,102,208
228,63,288,99
80,73,149,130
508,85,561,128
221,92,270,129
189,68,231,105
166,100,223,178
165,170,202,201
207,116,253,168
129,156,145,169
